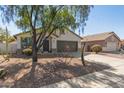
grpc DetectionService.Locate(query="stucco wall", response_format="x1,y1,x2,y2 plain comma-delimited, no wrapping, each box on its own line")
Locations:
105,35,119,43
104,35,120,51
105,35,120,47
17,36,21,49
51,30,81,50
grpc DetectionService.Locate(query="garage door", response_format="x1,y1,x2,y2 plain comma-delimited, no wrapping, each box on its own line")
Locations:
57,41,78,52
107,42,117,51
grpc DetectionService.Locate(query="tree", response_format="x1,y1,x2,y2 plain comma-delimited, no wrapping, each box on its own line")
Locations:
0,27,15,43
8,36,16,43
4,27,10,61
0,5,92,79
5,27,8,55
81,42,86,66
0,27,10,60
0,28,7,42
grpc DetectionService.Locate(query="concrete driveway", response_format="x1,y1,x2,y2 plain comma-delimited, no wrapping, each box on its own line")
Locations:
43,54,124,88
84,54,124,67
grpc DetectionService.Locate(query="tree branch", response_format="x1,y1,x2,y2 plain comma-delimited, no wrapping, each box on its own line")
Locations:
37,27,56,50
34,6,39,28
36,31,43,44
25,6,34,31
36,31,47,48
44,5,64,32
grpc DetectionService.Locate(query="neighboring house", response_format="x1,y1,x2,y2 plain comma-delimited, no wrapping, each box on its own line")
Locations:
14,29,82,53
81,32,120,52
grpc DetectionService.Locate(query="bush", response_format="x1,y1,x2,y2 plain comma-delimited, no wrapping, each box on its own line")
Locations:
22,48,32,56
0,69,7,79
91,44,102,53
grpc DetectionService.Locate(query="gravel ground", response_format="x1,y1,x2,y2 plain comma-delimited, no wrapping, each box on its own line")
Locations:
0,55,112,88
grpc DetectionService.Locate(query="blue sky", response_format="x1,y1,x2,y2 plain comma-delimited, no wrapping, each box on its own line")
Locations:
0,5,124,39
84,5,124,39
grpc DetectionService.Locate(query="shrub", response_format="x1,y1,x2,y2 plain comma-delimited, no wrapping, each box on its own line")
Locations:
0,69,7,79
28,46,32,49
22,48,32,56
91,44,102,53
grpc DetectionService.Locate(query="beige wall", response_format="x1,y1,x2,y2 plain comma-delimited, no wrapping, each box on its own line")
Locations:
104,35,120,51
105,35,119,43
51,30,81,50
17,36,21,49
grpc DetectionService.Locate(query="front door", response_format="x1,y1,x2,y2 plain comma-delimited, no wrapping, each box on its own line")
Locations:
43,40,49,52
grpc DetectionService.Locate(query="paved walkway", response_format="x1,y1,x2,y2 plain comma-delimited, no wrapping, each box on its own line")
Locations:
42,54,124,88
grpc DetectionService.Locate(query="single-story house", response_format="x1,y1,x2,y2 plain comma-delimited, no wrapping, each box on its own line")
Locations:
81,32,120,52
14,29,82,53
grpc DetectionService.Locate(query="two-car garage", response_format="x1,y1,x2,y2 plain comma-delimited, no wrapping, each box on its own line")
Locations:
50,29,81,53
57,41,78,52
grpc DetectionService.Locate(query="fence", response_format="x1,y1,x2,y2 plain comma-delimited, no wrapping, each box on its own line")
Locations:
0,42,17,54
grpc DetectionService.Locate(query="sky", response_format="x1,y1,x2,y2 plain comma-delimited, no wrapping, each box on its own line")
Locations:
0,5,124,39
84,5,124,39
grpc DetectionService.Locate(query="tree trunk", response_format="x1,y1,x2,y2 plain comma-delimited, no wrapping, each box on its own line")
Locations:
30,30,37,81
81,43,86,66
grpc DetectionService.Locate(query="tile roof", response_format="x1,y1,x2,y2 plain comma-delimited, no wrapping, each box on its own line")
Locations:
81,32,120,42
14,28,82,39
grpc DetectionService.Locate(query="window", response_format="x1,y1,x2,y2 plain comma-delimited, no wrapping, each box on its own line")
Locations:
21,37,32,49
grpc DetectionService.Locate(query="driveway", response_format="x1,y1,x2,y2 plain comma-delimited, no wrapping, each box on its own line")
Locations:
43,54,124,88
99,52,124,59
84,54,124,67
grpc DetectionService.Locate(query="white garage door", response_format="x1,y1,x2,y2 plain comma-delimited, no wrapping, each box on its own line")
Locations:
107,42,117,51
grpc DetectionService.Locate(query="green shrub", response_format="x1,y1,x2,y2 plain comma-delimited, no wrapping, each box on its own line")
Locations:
91,44,102,53
22,48,32,56
0,69,7,79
